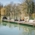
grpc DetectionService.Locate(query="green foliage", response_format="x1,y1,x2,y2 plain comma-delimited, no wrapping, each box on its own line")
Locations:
0,3,3,16
26,0,34,17
31,2,34,14
0,0,35,19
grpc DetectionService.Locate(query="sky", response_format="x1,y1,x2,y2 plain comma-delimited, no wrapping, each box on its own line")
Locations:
0,0,22,6
0,0,35,6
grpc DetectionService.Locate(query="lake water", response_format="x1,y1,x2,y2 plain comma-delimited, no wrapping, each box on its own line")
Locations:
0,22,35,35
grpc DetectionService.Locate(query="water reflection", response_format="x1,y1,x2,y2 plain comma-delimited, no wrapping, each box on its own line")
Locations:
0,22,35,35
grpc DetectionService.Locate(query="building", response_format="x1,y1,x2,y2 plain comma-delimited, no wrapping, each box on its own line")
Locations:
1,8,6,16
1,8,6,21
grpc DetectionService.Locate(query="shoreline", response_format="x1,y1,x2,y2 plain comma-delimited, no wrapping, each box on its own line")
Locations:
2,20,35,26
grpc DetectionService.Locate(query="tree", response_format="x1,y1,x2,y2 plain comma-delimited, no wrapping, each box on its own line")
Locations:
4,3,13,17
0,3,3,16
31,1,34,14
26,0,34,19
15,5,20,20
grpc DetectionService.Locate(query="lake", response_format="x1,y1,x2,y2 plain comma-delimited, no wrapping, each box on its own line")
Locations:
0,21,35,35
